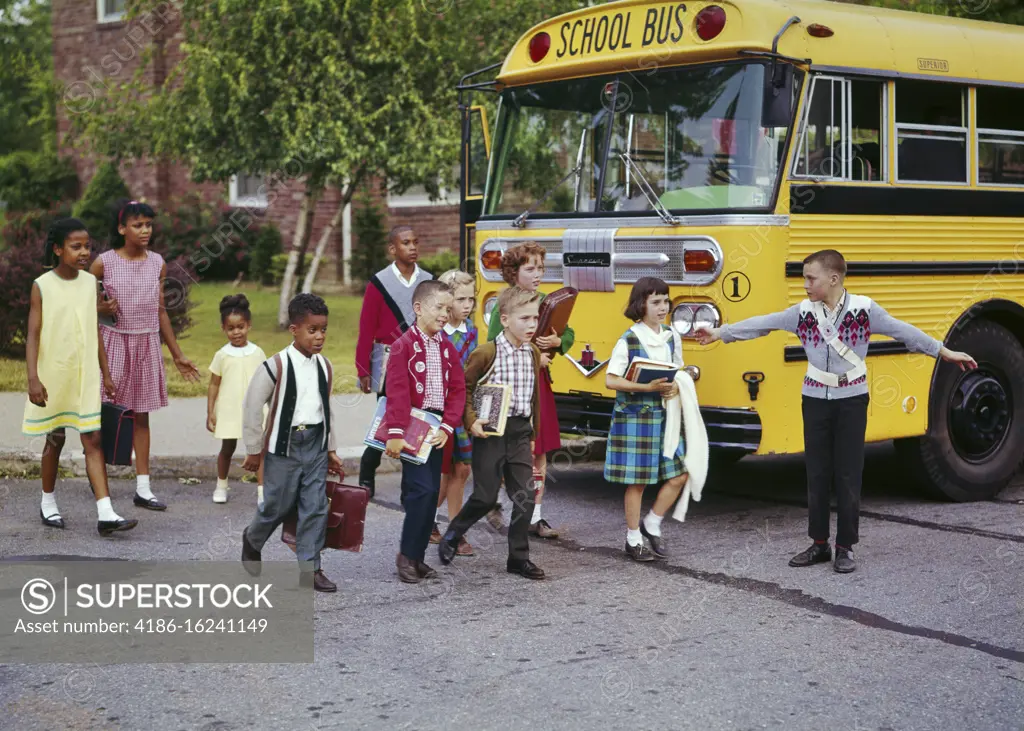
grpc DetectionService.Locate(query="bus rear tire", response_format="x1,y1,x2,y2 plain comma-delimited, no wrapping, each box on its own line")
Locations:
895,320,1024,502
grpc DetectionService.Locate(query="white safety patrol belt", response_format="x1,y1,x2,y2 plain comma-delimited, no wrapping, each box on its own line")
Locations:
805,300,866,388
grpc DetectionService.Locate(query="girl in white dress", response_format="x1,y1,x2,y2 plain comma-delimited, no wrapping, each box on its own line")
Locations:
206,295,267,503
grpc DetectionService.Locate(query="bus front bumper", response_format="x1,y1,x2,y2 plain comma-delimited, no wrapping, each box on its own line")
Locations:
554,391,762,455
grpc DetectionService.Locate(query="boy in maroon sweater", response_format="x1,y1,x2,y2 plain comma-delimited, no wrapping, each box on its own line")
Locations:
383,280,466,584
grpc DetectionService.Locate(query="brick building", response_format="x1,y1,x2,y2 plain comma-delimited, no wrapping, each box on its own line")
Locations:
53,0,460,287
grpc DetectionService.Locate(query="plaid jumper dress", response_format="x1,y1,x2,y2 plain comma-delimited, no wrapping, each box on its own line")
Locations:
603,328,686,485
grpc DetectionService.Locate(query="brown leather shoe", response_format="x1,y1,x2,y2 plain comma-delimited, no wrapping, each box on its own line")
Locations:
396,553,421,584
415,561,438,579
313,570,337,592
529,519,559,539
429,523,442,544
456,536,474,556
507,558,545,580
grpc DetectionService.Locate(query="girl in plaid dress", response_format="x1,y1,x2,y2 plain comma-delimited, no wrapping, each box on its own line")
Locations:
605,277,689,563
91,200,201,511
430,270,478,556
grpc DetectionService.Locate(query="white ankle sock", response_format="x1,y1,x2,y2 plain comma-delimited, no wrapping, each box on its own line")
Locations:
626,528,643,547
216,477,229,490
95,496,120,522
531,503,542,524
643,511,664,537
41,491,60,518
135,475,154,500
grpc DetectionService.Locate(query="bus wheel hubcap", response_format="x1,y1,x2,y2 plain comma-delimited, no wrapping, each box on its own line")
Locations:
949,370,1010,462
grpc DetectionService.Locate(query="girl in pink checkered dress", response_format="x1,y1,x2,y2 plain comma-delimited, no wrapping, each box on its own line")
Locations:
91,200,201,510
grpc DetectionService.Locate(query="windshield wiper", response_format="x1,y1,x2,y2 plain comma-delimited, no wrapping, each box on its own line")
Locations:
514,129,588,228
619,152,680,225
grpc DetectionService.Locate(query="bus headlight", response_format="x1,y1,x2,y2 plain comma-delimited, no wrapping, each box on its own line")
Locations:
482,294,498,324
671,302,721,338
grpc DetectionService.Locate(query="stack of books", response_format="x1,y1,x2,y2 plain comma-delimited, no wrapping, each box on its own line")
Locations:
625,357,679,384
363,397,442,465
473,383,512,436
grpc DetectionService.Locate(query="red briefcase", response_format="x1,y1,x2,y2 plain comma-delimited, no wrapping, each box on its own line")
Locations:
281,471,368,553
534,286,578,353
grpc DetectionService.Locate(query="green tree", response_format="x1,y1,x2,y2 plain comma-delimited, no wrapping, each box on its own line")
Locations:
841,0,1023,24
0,0,54,156
68,0,584,324
72,162,131,245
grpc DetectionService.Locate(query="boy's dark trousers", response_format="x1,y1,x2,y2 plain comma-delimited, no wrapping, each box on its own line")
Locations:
802,394,869,548
445,417,535,562
358,390,385,486
247,424,329,570
399,446,444,561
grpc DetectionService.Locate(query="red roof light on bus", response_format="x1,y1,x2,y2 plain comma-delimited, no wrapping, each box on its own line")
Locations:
807,24,835,38
529,32,551,63
695,5,727,41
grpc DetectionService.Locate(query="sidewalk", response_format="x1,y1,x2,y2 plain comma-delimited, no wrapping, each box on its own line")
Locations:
0,391,395,479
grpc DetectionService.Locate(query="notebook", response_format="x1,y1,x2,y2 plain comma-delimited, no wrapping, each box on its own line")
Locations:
363,397,442,465
473,383,512,436
625,357,680,385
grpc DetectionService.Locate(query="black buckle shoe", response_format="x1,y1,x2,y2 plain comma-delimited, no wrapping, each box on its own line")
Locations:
97,517,138,536
506,559,545,580
437,532,459,565
625,541,654,562
40,509,65,529
788,542,832,567
133,493,167,511
639,522,668,559
833,546,856,573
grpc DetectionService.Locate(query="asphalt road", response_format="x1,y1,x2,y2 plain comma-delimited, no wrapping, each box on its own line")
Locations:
0,443,1022,731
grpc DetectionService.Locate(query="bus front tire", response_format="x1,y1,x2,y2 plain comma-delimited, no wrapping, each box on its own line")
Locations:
895,320,1024,502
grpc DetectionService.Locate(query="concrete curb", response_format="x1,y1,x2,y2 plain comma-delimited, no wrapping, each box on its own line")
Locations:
0,439,606,481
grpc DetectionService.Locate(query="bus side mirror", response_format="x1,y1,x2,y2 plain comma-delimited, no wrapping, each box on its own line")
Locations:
762,64,795,128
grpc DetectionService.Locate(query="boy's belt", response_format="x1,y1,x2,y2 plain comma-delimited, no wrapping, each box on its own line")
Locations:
292,422,323,432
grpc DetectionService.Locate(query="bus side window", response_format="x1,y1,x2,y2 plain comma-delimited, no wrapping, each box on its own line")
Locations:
977,86,1024,186
794,76,885,182
895,80,969,184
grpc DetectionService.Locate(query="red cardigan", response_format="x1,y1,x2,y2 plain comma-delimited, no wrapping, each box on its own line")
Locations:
383,326,466,439
355,282,403,380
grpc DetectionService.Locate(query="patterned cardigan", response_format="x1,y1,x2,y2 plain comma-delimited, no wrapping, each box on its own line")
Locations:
382,326,466,439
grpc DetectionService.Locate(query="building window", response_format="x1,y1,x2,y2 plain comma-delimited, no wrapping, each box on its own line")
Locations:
793,76,886,182
977,86,1024,187
386,167,459,208
895,80,968,184
229,173,268,208
97,0,126,23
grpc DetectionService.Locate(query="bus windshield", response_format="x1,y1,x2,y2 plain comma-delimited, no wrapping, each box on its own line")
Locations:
484,62,800,217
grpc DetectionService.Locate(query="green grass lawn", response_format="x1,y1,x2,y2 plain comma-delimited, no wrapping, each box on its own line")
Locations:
0,282,363,398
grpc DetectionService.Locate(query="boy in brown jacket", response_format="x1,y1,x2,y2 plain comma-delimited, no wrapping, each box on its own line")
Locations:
438,287,545,579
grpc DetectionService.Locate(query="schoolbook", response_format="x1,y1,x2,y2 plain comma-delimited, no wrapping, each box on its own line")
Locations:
625,357,679,385
473,382,512,436
363,397,442,465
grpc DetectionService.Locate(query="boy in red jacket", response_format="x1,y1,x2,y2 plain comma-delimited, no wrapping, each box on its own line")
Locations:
383,280,466,584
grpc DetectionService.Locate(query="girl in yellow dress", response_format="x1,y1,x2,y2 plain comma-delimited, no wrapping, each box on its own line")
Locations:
22,218,138,536
206,295,267,504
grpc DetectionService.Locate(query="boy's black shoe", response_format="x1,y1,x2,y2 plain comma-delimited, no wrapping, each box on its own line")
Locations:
97,517,137,536
639,523,668,559
506,558,545,580
788,542,832,567
834,547,856,573
241,527,262,576
624,541,654,562
437,532,459,565
300,570,338,592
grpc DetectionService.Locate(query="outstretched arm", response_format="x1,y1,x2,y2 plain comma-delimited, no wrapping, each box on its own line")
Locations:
872,302,977,370
696,304,801,345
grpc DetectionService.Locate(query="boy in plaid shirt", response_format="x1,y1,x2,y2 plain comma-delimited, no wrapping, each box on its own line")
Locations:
439,287,546,580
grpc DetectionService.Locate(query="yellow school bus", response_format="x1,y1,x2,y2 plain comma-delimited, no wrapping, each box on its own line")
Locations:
456,0,1024,501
